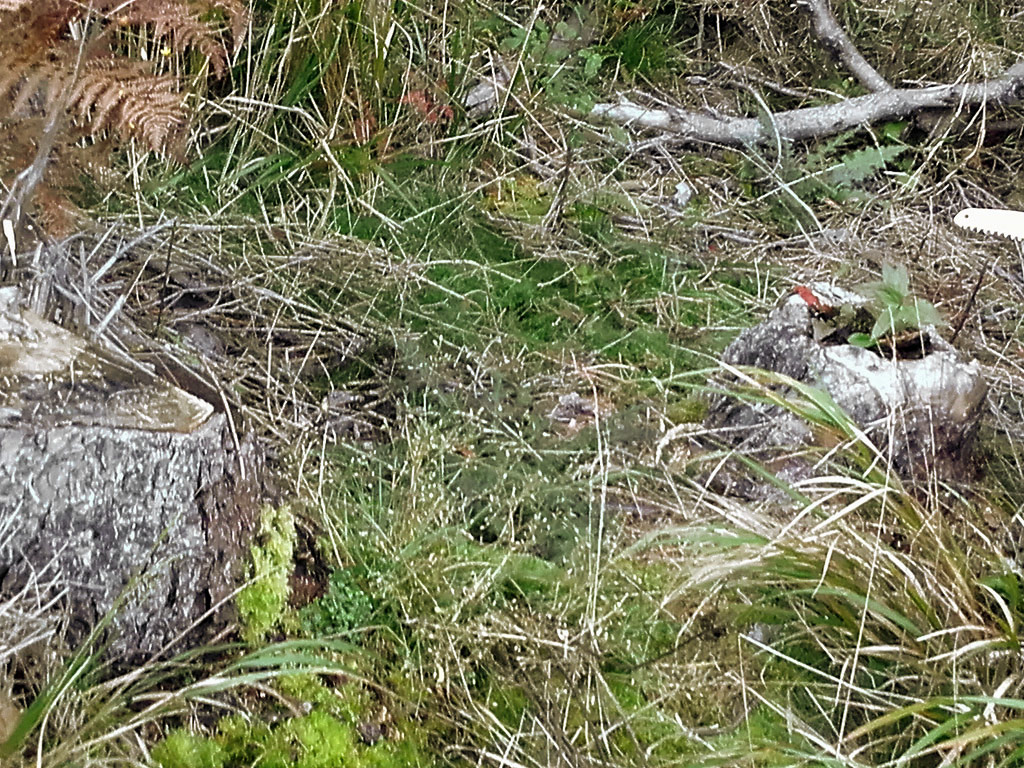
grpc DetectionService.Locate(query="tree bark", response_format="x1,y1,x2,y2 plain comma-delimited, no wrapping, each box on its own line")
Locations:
0,288,261,660
797,0,891,93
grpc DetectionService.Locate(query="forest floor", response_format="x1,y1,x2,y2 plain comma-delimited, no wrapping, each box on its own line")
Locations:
7,1,1024,766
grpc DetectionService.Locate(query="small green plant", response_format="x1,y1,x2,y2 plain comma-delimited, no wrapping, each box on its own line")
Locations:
750,134,909,231
800,141,908,203
299,568,376,638
847,263,944,349
494,9,606,110
237,505,296,644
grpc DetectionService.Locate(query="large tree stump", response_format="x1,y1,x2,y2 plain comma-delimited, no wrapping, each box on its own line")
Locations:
0,288,260,659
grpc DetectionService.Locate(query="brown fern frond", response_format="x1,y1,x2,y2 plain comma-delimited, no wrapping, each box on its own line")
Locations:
4,1,79,48
209,0,250,55
11,67,53,117
68,58,185,151
0,0,250,239
0,4,75,101
32,181,84,238
115,0,249,77
0,0,250,154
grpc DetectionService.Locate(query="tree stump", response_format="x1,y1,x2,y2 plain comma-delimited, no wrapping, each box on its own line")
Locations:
703,284,988,496
0,288,260,659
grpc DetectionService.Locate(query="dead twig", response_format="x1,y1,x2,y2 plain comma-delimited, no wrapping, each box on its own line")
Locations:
950,259,990,344
796,0,891,93
591,0,1024,149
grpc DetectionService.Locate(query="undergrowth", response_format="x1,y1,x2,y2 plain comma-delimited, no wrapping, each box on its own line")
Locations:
5,0,1024,767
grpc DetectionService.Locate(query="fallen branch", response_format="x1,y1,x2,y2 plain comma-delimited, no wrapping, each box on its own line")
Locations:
590,62,1024,146
797,0,891,93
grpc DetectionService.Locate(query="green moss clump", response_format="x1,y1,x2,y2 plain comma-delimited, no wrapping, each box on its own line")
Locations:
237,504,297,644
362,732,434,768
211,711,357,768
216,715,288,767
151,729,225,768
285,710,359,768
175,706,437,768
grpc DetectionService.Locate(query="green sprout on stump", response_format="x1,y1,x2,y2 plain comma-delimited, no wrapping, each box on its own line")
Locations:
847,263,944,351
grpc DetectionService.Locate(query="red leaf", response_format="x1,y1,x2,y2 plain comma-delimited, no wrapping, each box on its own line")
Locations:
794,285,832,313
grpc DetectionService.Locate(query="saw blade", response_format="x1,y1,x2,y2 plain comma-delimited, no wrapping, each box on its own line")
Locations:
954,208,1024,241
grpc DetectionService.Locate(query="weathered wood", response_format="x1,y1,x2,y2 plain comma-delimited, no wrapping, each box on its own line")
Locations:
0,288,260,659
703,285,988,496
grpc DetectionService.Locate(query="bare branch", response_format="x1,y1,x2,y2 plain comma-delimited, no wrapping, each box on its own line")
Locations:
590,62,1024,146
798,0,891,93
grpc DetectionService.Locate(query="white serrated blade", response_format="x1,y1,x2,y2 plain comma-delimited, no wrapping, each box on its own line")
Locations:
954,208,1024,240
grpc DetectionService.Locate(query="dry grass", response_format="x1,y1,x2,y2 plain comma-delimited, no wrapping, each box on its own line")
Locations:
5,0,1024,765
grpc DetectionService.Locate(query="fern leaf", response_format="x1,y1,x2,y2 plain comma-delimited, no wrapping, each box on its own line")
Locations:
69,60,184,151
117,0,248,76
827,144,907,187
0,0,249,154
0,0,250,238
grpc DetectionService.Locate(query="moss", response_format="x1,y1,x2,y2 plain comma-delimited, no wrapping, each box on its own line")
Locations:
193,706,437,768
667,396,707,424
151,729,226,768
237,505,297,644
275,673,366,721
216,715,277,766
285,710,359,768
361,735,433,768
